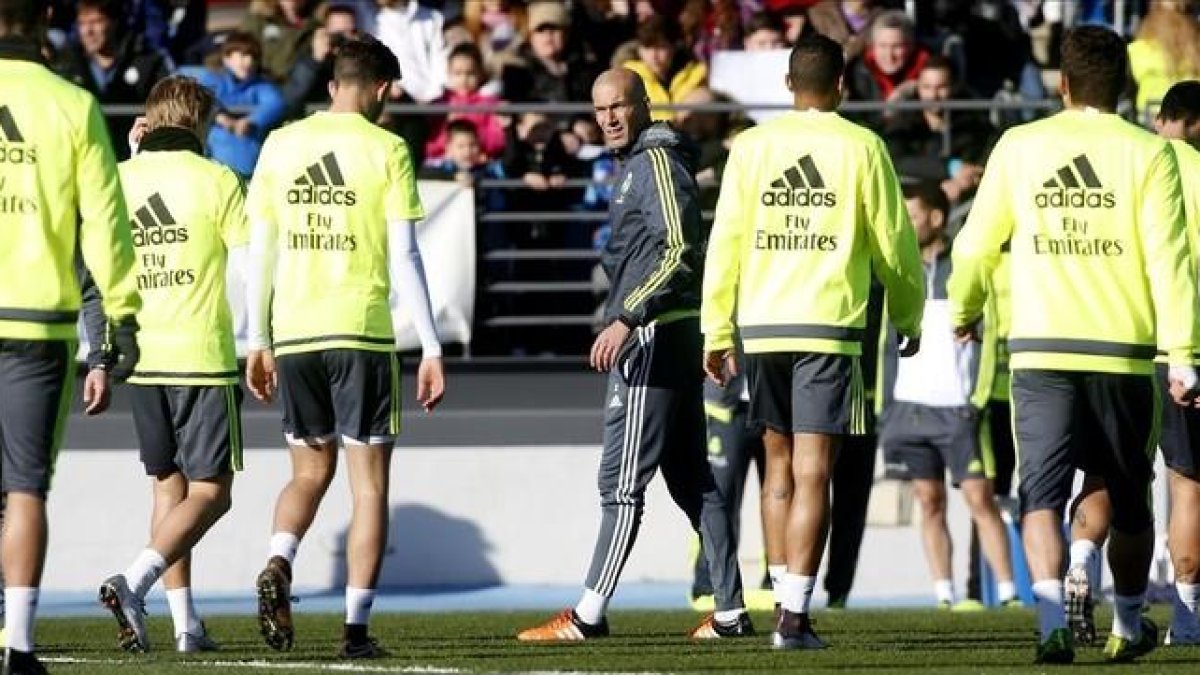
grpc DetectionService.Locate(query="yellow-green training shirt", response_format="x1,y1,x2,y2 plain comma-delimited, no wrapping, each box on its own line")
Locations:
0,49,139,340
119,149,247,385
949,109,1197,375
702,109,925,356
246,111,425,356
1163,138,1200,366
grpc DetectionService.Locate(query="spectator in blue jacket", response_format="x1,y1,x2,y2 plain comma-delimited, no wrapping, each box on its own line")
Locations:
182,31,285,178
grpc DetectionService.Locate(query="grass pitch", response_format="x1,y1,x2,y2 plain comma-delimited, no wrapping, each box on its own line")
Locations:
32,606,1200,673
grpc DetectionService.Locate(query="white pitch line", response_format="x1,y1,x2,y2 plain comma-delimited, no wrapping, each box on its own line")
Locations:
42,656,672,675
43,658,464,673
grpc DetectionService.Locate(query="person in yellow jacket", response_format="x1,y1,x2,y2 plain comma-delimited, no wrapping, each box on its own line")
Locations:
701,33,924,651
623,15,706,122
1151,79,1200,649
949,26,1199,665
96,75,247,656
1127,0,1200,118
0,3,141,673
244,36,445,659
1057,79,1200,652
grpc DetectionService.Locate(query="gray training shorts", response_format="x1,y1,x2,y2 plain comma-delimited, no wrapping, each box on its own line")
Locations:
1012,368,1157,533
0,339,76,496
130,383,244,480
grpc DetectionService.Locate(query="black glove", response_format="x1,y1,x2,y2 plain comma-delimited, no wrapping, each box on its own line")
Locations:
97,316,140,381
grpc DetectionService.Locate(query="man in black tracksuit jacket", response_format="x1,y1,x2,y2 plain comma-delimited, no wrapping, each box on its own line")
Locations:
518,68,749,642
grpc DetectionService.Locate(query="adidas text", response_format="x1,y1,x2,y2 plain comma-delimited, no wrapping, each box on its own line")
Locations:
1036,155,1115,209
288,185,357,206
1034,189,1115,209
133,227,189,246
0,144,36,164
761,189,837,208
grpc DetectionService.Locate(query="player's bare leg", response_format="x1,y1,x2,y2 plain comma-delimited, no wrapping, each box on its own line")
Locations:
258,439,338,651
774,432,837,650
1168,471,1200,644
1065,478,1110,645
3,493,47,661
960,478,1016,605
761,429,792,611
102,473,232,652
338,441,394,658
153,473,218,652
912,478,953,607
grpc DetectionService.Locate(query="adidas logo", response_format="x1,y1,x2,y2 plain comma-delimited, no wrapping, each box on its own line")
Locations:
1035,154,1115,209
761,155,836,207
287,152,357,206
608,393,623,409
0,106,36,164
131,193,189,246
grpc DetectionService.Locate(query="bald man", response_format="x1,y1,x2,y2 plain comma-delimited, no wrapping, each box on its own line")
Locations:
518,69,752,642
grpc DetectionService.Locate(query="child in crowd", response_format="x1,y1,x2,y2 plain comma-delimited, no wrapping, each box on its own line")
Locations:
425,43,507,163
183,31,285,178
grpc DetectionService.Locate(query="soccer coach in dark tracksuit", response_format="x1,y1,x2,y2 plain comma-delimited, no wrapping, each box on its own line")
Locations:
518,68,752,642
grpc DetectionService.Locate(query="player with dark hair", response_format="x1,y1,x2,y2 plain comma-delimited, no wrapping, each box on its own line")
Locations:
880,181,1017,610
702,33,924,650
0,0,142,672
1062,78,1200,650
244,35,445,659
950,25,1199,664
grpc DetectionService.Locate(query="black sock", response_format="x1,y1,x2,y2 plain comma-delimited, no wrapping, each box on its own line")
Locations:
344,623,369,644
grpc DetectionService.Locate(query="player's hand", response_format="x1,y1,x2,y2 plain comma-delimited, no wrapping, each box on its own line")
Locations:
590,320,631,373
703,349,738,387
82,367,111,415
246,349,278,403
898,333,921,358
97,316,140,382
416,357,446,413
1168,365,1200,407
953,320,982,345
128,116,148,155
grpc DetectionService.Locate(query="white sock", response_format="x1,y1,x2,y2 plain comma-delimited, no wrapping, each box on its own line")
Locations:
997,580,1017,603
1068,539,1098,570
166,587,203,637
574,588,608,625
780,574,816,614
124,548,167,599
768,564,786,605
345,586,375,625
4,588,37,652
714,608,745,624
1113,593,1145,640
1174,582,1199,627
269,532,300,564
1032,579,1067,639
934,579,955,605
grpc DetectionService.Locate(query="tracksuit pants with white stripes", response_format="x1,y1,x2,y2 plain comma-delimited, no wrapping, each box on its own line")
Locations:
584,318,745,611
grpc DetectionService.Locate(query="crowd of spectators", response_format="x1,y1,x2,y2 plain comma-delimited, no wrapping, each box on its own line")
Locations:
53,0,1200,353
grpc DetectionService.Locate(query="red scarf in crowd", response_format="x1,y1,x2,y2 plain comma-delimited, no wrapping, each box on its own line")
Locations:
864,46,930,99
